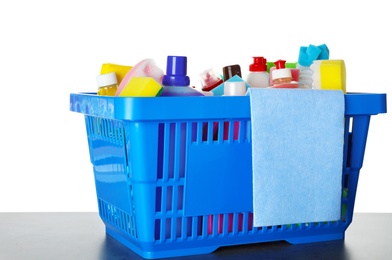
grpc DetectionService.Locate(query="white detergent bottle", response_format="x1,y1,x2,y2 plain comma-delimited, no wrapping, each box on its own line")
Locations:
245,57,270,88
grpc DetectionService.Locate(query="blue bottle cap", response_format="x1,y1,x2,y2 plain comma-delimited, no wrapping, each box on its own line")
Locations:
163,56,190,86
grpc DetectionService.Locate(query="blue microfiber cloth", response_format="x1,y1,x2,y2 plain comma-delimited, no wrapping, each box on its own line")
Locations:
298,44,330,66
211,75,251,96
248,88,344,226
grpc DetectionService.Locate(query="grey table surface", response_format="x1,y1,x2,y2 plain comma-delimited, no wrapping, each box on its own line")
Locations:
0,213,391,260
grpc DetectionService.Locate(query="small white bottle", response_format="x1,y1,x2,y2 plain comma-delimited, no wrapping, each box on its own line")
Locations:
245,57,270,88
224,81,246,96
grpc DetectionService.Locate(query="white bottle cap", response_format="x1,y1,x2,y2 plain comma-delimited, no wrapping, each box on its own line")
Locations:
272,68,292,80
96,72,118,87
224,81,246,96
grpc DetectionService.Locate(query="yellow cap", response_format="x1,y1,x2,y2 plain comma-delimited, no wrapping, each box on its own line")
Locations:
118,77,163,97
319,60,346,93
100,63,133,85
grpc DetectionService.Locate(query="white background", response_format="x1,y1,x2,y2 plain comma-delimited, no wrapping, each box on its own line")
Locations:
0,0,390,212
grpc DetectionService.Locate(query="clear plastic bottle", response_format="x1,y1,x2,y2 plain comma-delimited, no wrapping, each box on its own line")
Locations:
246,57,270,88
199,67,223,92
160,56,204,96
96,72,118,96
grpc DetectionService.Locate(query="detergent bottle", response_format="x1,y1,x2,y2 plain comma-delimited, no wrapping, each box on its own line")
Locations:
160,56,204,96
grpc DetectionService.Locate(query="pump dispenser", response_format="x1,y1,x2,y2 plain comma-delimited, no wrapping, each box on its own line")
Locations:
160,55,204,96
246,57,270,88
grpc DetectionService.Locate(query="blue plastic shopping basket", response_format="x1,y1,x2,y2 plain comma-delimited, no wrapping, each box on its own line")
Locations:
70,92,386,259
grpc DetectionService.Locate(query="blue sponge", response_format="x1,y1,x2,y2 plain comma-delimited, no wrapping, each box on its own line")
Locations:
298,44,330,66
317,44,330,60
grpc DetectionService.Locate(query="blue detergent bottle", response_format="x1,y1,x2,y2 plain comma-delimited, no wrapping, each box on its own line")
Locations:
160,55,205,96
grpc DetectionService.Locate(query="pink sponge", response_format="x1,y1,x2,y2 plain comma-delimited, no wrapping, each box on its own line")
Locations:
115,58,164,96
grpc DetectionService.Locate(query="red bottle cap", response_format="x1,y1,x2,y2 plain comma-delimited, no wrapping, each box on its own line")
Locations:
274,60,286,69
272,60,292,81
250,57,267,72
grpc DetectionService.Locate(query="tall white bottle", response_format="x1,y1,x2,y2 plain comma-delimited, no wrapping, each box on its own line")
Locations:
246,57,270,88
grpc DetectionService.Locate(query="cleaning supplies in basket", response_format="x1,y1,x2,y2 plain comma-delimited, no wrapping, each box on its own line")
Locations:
100,63,133,85
118,77,163,97
245,57,270,88
270,60,309,89
199,67,223,92
296,44,329,87
96,72,118,96
115,58,164,96
310,59,346,93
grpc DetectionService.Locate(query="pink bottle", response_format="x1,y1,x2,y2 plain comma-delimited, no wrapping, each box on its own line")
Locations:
270,60,308,89
269,64,300,86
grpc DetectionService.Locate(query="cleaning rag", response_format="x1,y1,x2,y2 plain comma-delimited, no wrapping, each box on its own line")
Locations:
248,88,345,226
